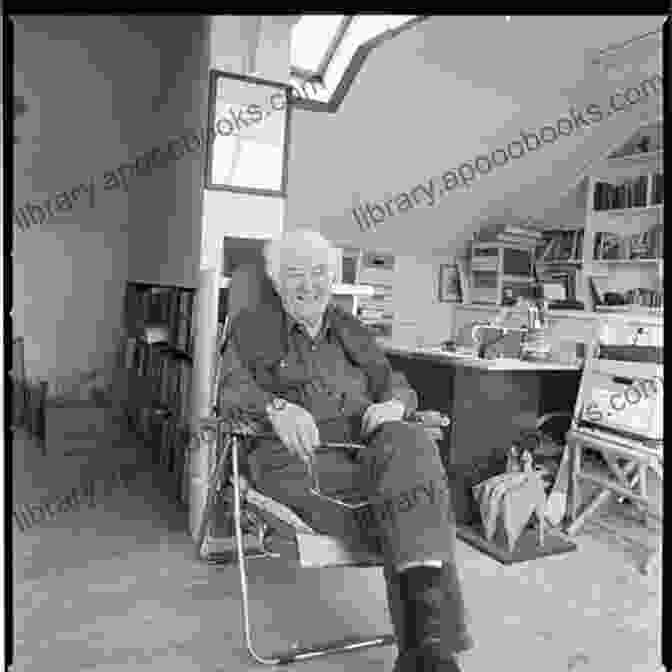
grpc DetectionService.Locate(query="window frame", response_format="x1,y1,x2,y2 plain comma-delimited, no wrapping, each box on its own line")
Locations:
290,15,353,82
290,15,430,112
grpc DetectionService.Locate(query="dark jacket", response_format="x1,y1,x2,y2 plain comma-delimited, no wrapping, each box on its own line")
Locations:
230,300,400,409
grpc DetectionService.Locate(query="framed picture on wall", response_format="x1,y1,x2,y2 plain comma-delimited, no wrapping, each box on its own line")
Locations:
205,70,292,197
438,263,462,303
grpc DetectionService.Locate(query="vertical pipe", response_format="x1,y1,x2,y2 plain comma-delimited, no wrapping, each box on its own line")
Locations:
189,267,220,539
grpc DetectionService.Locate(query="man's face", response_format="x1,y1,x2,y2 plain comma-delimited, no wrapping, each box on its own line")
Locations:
278,248,333,327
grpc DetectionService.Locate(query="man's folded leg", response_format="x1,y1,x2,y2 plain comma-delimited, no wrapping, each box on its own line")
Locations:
245,419,374,545
245,419,473,670
356,421,474,670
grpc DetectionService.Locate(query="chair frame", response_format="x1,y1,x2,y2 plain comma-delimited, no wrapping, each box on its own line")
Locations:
563,339,663,574
196,418,397,666
201,263,449,661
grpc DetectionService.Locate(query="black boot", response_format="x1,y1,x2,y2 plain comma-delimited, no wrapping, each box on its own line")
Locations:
392,564,472,672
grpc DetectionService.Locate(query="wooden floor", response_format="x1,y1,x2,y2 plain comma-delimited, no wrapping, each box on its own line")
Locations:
12,427,663,672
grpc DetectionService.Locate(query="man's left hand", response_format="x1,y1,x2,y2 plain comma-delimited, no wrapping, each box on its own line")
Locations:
361,399,406,437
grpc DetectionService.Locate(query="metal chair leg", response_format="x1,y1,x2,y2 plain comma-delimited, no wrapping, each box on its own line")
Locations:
195,430,232,560
231,435,396,666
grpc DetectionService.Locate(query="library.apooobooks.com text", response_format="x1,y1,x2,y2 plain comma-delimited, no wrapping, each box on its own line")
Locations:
13,464,137,533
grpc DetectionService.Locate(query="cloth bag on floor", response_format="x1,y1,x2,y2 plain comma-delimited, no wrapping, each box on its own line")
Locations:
472,471,546,552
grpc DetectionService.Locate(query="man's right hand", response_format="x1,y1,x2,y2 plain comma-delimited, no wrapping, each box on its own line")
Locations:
266,400,320,464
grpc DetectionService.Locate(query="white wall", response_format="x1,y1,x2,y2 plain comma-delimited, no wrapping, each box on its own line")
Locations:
201,16,293,268
13,16,210,383
201,191,284,269
390,253,457,347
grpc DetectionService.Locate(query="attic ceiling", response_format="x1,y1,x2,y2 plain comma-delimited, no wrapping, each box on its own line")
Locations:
285,15,664,259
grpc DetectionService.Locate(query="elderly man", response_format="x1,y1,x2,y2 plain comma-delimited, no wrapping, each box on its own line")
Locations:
218,229,473,672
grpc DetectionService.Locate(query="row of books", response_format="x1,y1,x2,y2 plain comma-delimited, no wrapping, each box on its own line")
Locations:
358,253,395,340
475,224,543,246
593,227,663,261
125,284,195,353
358,281,395,339
536,230,584,262
121,337,192,423
593,174,663,211
125,405,190,482
624,288,664,309
120,282,196,502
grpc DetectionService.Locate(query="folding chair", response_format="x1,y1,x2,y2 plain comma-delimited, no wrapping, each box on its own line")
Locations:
196,262,449,665
563,332,663,574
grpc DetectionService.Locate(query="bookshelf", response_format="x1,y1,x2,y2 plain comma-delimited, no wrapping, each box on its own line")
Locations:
582,131,663,310
535,121,663,312
118,281,196,502
468,228,540,306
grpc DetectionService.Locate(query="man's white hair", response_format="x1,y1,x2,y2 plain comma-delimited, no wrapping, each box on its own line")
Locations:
264,228,338,286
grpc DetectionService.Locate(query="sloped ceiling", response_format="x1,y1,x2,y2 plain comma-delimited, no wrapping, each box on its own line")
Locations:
286,15,664,259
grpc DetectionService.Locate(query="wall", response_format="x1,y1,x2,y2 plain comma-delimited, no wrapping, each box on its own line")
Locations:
13,16,132,382
285,16,663,258
388,252,457,348
283,16,663,344
125,16,210,288
201,191,284,269
201,15,293,268
13,16,210,384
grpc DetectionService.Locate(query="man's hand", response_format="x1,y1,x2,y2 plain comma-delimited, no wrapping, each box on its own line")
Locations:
267,401,320,464
361,399,406,437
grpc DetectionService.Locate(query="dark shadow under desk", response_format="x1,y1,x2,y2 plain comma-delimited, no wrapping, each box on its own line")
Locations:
386,348,581,526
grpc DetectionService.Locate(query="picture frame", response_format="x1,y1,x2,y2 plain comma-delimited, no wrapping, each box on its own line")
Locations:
204,70,292,197
438,263,462,303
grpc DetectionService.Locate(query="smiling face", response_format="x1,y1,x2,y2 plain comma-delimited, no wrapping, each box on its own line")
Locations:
277,245,334,328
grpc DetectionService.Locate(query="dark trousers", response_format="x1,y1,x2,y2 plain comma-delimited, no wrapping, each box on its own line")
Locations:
247,418,473,655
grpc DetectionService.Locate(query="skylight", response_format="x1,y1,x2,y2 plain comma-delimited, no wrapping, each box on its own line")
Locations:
291,15,348,78
290,14,418,100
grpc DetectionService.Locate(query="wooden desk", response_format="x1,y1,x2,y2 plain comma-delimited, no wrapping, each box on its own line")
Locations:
386,347,581,525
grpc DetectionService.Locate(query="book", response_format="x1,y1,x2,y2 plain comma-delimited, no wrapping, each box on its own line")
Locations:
494,234,538,246
594,175,650,211
652,173,664,206
596,232,624,260
476,227,540,244
504,225,543,239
